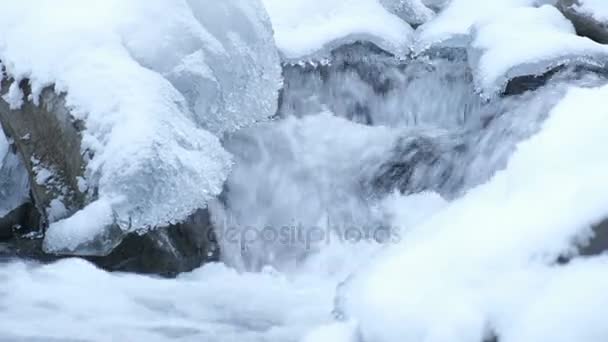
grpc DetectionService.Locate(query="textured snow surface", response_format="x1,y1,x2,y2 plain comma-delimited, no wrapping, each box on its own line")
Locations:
0,0,282,252
470,5,608,95
262,0,413,60
335,83,608,342
415,0,537,51
576,0,608,22
0,259,336,342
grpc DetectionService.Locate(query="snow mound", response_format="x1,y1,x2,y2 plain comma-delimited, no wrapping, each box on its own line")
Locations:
470,5,608,96
262,0,413,61
334,82,608,341
0,0,281,254
576,0,608,22
414,0,537,52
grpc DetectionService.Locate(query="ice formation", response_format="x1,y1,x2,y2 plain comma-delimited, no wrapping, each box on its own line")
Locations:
0,132,29,219
0,0,281,254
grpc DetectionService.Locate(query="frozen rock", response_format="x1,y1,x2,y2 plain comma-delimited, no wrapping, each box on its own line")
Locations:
469,5,608,96
0,0,281,256
0,131,30,238
379,0,436,26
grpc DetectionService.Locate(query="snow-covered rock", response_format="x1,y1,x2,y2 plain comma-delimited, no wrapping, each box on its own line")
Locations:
469,5,608,96
558,0,608,44
379,0,436,26
0,0,281,255
263,0,413,61
334,80,608,342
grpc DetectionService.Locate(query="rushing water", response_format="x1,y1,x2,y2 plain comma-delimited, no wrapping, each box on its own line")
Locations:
1,46,605,341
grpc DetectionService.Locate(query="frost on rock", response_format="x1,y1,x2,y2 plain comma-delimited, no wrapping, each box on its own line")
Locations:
262,0,414,61
334,82,608,342
0,0,281,255
0,131,29,220
379,0,436,26
469,5,608,97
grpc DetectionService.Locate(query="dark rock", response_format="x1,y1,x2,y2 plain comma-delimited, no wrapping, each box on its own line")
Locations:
0,77,88,227
88,209,219,277
0,202,40,240
576,218,608,257
557,0,608,44
503,67,563,96
0,208,219,277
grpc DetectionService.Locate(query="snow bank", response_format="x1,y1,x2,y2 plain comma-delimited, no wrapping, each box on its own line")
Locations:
335,83,608,341
0,0,281,253
576,0,608,22
415,0,538,52
262,0,413,60
470,5,608,96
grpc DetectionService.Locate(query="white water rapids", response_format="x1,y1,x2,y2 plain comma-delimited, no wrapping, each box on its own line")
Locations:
0,51,606,341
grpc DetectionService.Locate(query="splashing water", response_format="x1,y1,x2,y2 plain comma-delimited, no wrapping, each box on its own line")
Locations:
1,44,606,341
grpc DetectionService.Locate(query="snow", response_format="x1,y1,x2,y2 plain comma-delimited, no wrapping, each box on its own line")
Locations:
379,0,436,26
335,83,608,342
262,0,413,60
0,0,281,253
44,198,119,256
0,259,336,342
576,0,608,22
470,5,608,96
3,2,608,341
414,0,538,52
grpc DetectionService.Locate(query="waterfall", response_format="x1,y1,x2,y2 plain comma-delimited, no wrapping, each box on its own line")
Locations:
211,44,605,273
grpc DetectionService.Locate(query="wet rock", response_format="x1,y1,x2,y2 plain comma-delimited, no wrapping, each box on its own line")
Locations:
0,202,40,240
0,76,220,276
367,133,467,198
576,218,608,257
89,209,219,277
557,0,608,44
0,77,88,227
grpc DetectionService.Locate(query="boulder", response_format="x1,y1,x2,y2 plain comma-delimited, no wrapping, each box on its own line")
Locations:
0,77,220,276
557,0,608,44
0,77,87,227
